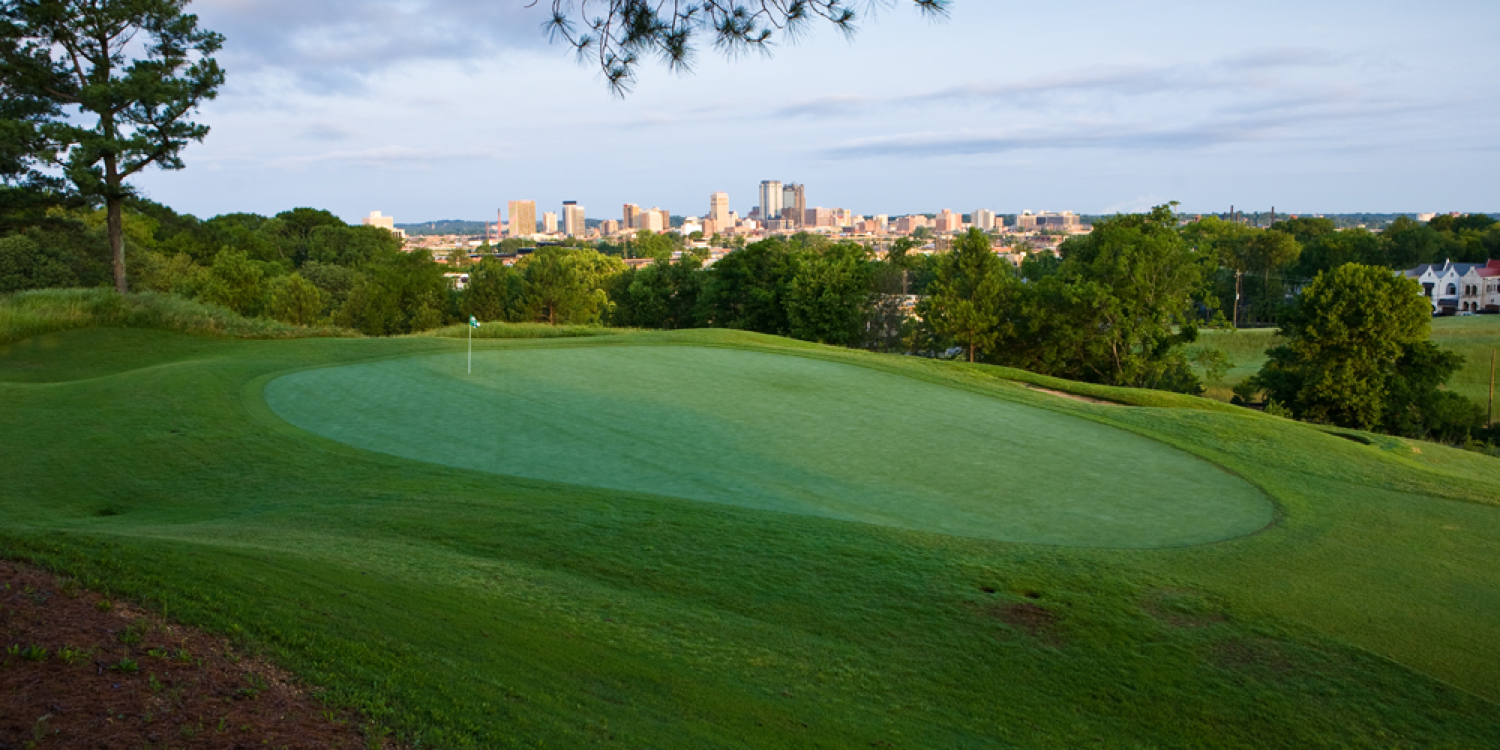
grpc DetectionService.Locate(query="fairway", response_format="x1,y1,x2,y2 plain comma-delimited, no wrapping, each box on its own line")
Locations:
264,345,1273,547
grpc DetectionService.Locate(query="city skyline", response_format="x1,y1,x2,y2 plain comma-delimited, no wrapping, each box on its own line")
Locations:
127,1,1500,223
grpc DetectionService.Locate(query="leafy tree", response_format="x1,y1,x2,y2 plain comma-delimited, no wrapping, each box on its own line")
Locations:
1383,216,1445,269
1250,263,1471,432
1010,206,1209,392
335,249,450,335
517,246,619,325
917,227,1015,362
1295,228,1386,276
299,261,358,317
306,225,401,267
2,0,225,293
614,254,705,329
198,248,266,317
1270,217,1336,245
702,237,804,335
0,234,74,291
265,272,324,326
787,241,872,346
269,207,345,265
459,259,523,323
546,0,950,93
134,248,204,295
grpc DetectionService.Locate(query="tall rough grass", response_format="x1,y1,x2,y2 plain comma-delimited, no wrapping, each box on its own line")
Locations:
417,320,625,339
0,288,356,346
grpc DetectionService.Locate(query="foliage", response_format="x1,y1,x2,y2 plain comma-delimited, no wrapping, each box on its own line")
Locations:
2,0,225,292
701,236,804,335
917,227,1015,362
515,246,622,326
786,241,872,346
458,259,523,323
264,273,323,327
611,253,705,329
545,1,948,95
1251,263,1482,438
0,287,348,345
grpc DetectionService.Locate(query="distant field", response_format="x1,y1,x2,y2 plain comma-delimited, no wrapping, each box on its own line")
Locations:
4,326,1500,748
1196,315,1500,406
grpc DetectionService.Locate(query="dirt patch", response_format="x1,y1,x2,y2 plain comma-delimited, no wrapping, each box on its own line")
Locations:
1208,637,1296,674
1142,589,1227,629
988,602,1061,643
1025,385,1125,406
0,560,388,749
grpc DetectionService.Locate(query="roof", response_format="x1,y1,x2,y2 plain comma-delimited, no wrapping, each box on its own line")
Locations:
1402,260,1488,277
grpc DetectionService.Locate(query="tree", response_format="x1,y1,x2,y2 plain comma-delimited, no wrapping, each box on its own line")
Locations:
265,273,324,327
917,227,1015,363
702,237,804,335
1250,263,1474,433
544,0,948,93
787,241,873,346
2,0,224,294
517,246,619,325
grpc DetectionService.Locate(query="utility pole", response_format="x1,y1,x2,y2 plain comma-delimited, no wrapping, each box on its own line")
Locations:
1489,349,1495,428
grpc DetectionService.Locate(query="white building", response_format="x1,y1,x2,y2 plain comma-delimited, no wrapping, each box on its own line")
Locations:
1402,259,1500,314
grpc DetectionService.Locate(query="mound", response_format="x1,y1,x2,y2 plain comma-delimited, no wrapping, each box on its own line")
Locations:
264,346,1274,547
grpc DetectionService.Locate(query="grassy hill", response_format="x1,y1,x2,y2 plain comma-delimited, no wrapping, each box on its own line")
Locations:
1196,316,1500,407
3,321,1499,748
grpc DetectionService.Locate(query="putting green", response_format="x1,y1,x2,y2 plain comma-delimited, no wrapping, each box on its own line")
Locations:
263,346,1274,547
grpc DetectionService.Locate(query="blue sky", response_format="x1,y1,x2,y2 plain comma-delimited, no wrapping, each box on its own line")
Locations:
132,0,1500,224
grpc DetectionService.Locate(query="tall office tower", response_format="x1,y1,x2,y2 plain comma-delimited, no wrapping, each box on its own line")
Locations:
653,208,671,232
709,192,731,227
758,181,783,226
542,212,559,234
638,209,665,233
623,203,641,230
781,183,806,225
507,200,537,238
601,219,621,236
972,209,997,232
563,201,585,237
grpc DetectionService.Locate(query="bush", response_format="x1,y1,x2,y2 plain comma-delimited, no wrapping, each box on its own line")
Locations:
0,288,354,345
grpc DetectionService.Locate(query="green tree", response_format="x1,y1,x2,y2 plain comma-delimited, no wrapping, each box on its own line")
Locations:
614,254,705,329
3,0,225,293
198,248,266,317
516,246,619,325
702,237,804,335
787,241,873,346
917,227,1015,363
1250,263,1468,432
546,0,948,94
459,259,522,323
265,272,324,326
0,234,74,291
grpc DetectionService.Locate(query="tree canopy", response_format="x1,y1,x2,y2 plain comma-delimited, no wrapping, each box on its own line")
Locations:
546,0,949,94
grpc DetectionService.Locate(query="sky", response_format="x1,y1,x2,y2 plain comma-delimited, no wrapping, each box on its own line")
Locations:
129,0,1500,224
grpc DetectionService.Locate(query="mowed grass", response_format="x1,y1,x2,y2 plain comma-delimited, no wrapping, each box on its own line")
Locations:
3,327,1500,748
1196,316,1500,406
265,346,1273,547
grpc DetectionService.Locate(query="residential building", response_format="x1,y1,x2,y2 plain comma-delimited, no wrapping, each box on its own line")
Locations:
972,209,997,232
934,209,962,234
623,203,641,230
563,201,585,237
601,219,621,237
895,215,929,234
507,200,537,238
1403,259,1499,314
542,211,559,234
759,181,783,226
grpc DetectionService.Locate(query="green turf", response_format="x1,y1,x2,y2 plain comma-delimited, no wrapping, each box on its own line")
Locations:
4,326,1500,748
265,346,1273,548
1195,316,1500,406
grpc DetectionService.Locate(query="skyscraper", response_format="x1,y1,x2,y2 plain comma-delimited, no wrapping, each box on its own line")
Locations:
542,212,559,234
781,183,805,225
758,181,783,226
563,201,585,237
709,192,731,226
507,200,537,238
972,209,997,232
623,203,640,230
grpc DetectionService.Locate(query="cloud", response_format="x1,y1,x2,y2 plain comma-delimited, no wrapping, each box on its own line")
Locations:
198,0,554,90
267,145,503,169
818,92,1426,159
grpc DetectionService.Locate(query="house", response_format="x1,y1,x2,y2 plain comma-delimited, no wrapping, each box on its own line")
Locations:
1479,260,1500,313
1402,260,1491,314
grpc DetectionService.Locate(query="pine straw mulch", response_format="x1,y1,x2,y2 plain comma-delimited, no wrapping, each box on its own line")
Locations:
0,559,387,749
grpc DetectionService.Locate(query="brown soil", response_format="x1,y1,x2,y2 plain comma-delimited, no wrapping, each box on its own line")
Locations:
1141,589,1227,629
1025,385,1125,406
0,560,384,749
988,602,1061,643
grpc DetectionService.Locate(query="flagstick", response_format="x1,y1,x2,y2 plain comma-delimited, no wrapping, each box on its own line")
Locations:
468,321,473,374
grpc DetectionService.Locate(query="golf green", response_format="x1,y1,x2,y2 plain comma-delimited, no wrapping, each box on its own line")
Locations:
263,346,1274,547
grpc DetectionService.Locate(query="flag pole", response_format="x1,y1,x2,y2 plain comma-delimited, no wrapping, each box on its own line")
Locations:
468,321,473,374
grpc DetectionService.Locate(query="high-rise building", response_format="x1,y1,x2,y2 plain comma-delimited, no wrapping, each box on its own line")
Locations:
653,208,671,232
972,209,997,232
361,211,406,240
563,201,585,237
623,203,640,230
935,209,962,234
758,181,783,226
507,200,537,238
542,211,559,234
601,219,621,236
709,192,731,227
804,207,834,228
1016,211,1081,231
781,183,806,225
638,209,665,233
